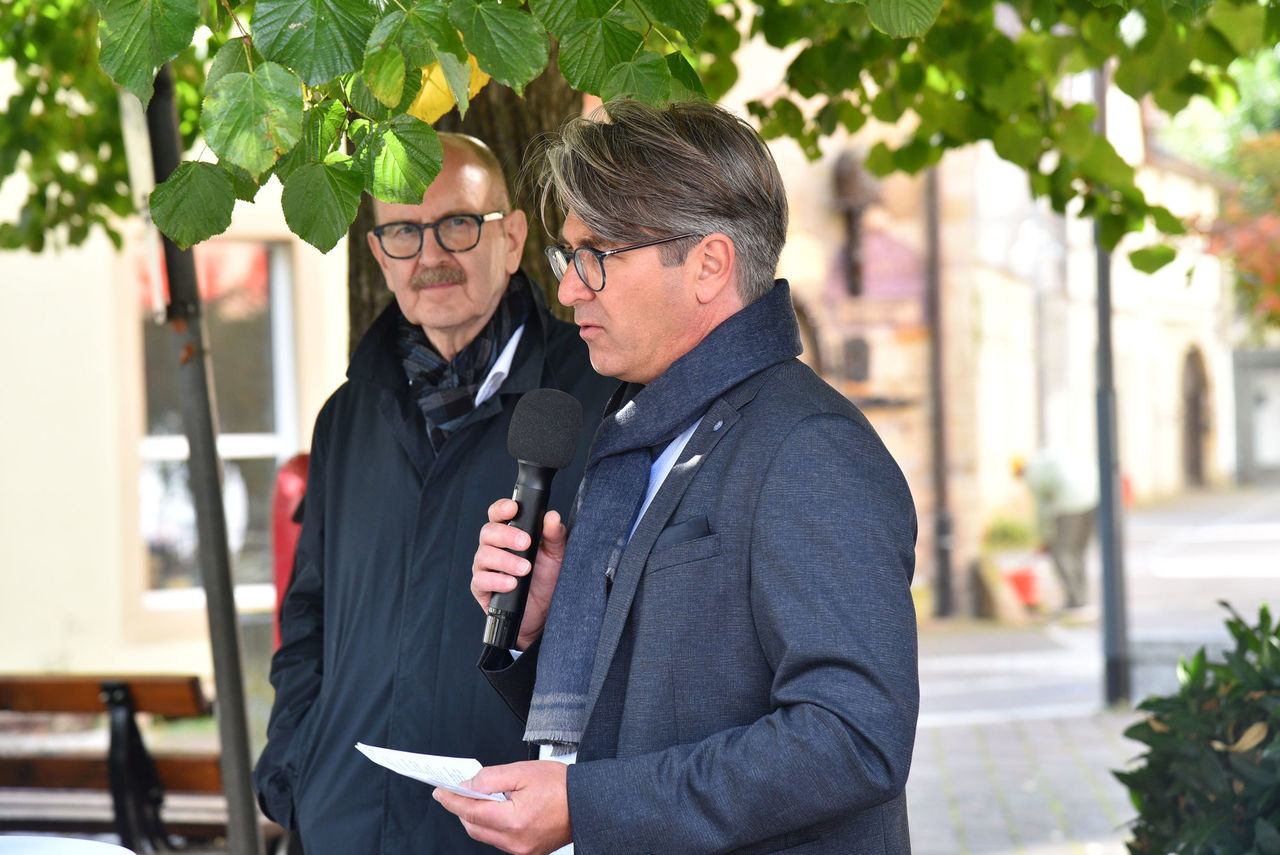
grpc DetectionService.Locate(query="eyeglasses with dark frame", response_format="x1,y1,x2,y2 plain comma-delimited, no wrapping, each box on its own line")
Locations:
371,211,506,258
545,233,702,293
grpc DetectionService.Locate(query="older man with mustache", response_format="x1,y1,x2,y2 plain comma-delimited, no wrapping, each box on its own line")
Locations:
254,133,614,855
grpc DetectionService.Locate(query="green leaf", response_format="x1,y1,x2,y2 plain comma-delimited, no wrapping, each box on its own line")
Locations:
895,135,938,172
867,0,943,37
252,0,377,86
1207,1,1266,55
1128,244,1176,274
1096,212,1128,249
348,73,391,122
635,0,708,43
531,0,615,40
224,163,265,203
202,62,304,178
754,97,806,141
149,162,236,249
402,1,467,67
1150,205,1186,236
97,0,201,105
364,45,407,108
1193,25,1239,67
281,159,364,253
601,50,671,102
1115,18,1197,99
276,99,348,183
665,52,706,100
207,37,262,92
361,115,444,204
559,12,645,92
1256,818,1280,855
1053,103,1096,156
982,68,1039,115
1079,135,1136,191
449,0,549,96
437,52,475,118
993,120,1043,166
1178,648,1208,689
1080,8,1126,53
865,141,896,176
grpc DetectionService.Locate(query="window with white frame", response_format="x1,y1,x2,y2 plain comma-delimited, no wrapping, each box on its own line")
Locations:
138,240,298,600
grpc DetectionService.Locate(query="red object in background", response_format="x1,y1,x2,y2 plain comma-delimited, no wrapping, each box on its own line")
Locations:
1003,566,1040,608
272,453,310,649
1121,473,1135,508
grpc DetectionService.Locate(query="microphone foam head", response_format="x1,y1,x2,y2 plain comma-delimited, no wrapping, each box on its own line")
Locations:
508,388,583,470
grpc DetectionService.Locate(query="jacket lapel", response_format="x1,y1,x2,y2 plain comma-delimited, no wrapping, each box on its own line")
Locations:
581,396,741,719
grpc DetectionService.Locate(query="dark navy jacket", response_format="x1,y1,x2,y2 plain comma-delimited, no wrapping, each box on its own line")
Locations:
483,294,918,854
254,274,614,854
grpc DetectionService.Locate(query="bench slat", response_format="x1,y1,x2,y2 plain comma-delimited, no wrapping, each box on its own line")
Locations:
0,791,285,842
0,755,223,793
0,676,210,718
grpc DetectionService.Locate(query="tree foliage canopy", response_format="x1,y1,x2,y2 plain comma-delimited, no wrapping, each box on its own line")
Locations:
1,0,1277,269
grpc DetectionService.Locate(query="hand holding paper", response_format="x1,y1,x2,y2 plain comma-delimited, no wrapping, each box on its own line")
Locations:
355,742,507,801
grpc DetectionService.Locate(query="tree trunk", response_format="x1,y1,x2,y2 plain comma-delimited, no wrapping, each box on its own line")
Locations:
345,60,581,357
346,196,386,357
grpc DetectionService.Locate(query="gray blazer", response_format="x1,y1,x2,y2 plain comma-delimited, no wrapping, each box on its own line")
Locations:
485,358,919,855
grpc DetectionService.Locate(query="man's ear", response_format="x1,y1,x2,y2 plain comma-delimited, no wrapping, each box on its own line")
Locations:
690,233,736,306
503,209,529,275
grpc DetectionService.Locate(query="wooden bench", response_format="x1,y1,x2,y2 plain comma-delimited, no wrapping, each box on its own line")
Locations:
0,675,281,851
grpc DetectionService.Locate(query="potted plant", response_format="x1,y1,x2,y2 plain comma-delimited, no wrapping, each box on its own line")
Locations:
1115,602,1280,853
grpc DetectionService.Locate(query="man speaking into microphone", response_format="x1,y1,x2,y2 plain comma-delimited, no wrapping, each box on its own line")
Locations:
441,100,920,855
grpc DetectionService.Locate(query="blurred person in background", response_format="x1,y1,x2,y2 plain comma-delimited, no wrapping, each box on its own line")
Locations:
1014,448,1100,614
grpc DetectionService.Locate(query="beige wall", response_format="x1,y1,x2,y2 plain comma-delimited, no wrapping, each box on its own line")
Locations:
0,177,349,677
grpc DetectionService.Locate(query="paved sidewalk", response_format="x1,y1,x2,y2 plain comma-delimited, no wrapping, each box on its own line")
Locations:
908,620,1140,855
907,482,1280,854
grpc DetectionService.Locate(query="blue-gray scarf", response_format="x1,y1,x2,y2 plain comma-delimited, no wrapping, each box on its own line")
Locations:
525,281,802,750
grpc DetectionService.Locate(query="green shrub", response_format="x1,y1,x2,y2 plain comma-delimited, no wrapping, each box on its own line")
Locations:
982,514,1036,551
1115,602,1280,854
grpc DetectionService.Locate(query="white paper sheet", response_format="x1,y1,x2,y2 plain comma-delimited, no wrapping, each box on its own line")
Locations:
355,742,507,801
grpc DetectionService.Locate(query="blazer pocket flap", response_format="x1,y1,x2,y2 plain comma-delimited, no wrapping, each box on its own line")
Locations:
651,515,710,551
647,531,720,572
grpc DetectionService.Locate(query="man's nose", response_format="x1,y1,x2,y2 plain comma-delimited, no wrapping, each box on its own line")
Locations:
556,259,593,306
415,228,452,263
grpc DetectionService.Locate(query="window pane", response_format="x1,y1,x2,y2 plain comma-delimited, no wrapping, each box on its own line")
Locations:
140,456,276,588
142,242,275,435
138,239,291,592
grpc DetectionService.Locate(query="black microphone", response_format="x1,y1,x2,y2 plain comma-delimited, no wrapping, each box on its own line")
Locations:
482,388,583,650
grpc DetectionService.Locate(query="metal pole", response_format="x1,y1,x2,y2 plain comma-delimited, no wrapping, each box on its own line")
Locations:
145,65,265,855
1092,65,1132,706
924,168,955,617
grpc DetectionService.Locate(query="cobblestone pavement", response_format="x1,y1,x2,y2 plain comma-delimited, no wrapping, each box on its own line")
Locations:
907,482,1280,854
908,620,1140,855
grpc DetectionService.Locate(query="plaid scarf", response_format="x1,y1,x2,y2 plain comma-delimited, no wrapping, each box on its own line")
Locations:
525,282,801,752
397,276,532,451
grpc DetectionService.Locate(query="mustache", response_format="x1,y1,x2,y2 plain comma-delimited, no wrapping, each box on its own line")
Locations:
411,266,466,289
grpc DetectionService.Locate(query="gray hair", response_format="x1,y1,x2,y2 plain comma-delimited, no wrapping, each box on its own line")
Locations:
531,100,788,304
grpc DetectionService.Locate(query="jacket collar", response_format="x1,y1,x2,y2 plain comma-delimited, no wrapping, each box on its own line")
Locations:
347,270,556,479
347,269,551,398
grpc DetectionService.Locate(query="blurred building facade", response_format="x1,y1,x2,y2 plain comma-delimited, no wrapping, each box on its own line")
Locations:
0,177,349,676
726,44,1238,614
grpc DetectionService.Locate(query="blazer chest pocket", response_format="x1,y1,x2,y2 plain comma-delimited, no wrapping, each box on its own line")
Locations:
646,516,719,573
